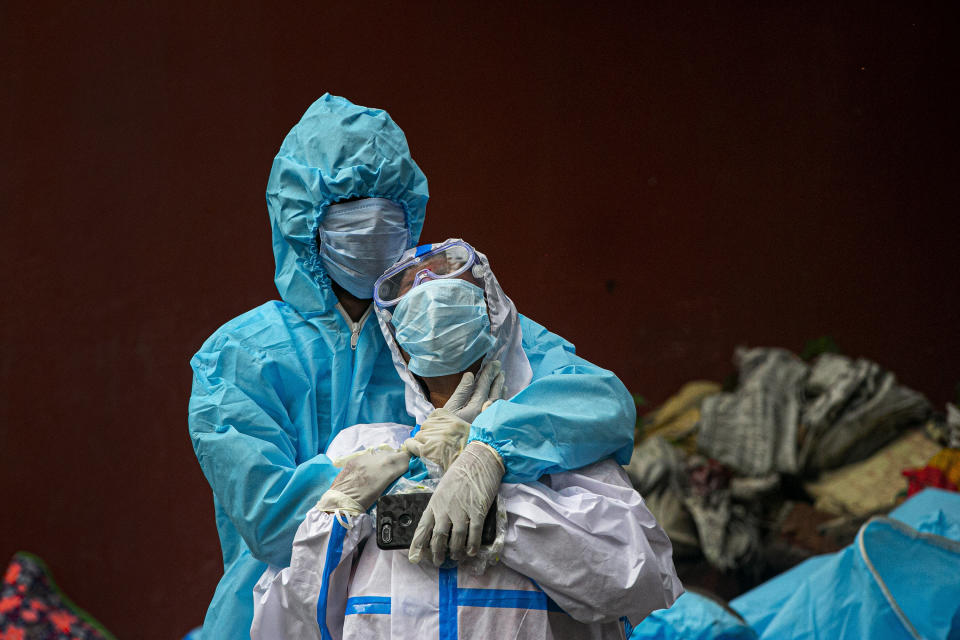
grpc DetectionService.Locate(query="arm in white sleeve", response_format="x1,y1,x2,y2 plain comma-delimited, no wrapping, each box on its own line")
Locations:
252,509,373,640
498,460,683,625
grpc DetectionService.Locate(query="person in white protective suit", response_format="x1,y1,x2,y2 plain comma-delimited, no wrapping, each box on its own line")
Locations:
251,240,683,639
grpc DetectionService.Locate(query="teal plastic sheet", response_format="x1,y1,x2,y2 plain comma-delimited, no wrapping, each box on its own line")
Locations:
731,489,960,640
632,490,960,640
629,592,756,640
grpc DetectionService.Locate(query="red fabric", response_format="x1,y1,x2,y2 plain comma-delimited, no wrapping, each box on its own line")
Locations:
902,465,959,497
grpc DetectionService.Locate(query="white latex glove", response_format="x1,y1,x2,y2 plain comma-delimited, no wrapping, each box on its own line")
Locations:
403,361,505,471
408,441,505,566
316,446,411,515
443,360,505,424
402,408,469,473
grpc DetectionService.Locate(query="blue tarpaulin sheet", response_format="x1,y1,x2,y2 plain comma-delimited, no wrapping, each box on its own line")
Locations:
632,489,960,640
732,488,960,640
629,592,756,639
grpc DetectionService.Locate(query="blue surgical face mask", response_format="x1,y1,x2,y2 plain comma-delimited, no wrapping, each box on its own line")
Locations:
319,198,408,299
390,279,496,377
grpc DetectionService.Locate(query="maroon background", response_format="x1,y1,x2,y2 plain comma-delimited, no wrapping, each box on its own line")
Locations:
2,2,958,638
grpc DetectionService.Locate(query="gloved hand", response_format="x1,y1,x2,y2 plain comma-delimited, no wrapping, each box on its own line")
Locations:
404,361,505,471
316,446,411,515
442,360,505,423
408,441,505,566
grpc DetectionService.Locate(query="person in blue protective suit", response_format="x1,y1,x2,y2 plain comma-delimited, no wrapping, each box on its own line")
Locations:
188,96,636,638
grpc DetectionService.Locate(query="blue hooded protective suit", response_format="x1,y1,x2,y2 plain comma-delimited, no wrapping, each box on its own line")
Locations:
188,95,636,638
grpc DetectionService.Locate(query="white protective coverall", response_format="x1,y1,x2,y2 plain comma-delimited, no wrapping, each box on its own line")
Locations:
251,243,683,639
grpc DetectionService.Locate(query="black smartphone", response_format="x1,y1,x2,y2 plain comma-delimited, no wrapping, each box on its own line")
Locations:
376,492,498,550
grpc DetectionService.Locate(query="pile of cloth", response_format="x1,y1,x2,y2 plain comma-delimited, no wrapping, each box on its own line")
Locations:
697,348,930,478
625,346,956,576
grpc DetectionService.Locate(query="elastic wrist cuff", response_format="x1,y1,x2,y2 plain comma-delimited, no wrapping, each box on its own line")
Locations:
317,489,364,515
466,440,505,474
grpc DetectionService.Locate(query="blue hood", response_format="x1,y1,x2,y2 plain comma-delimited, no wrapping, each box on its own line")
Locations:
266,94,429,313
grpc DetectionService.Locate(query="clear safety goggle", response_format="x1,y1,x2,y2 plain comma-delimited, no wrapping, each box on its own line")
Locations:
374,240,477,308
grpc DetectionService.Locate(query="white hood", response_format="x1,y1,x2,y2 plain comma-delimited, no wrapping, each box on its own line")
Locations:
374,239,533,423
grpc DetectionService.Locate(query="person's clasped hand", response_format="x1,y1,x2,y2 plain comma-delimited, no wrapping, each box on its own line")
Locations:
403,360,505,472
317,446,411,515
408,440,505,566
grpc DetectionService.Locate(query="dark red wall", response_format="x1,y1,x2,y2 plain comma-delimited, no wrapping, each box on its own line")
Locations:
2,2,958,638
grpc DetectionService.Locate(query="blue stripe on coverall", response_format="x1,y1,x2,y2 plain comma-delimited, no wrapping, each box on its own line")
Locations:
437,567,567,638
336,556,570,636
343,588,564,619
345,596,391,615
316,520,347,640
439,567,459,640
458,588,564,612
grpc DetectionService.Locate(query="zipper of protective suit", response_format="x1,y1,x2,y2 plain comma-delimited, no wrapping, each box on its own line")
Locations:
335,303,373,350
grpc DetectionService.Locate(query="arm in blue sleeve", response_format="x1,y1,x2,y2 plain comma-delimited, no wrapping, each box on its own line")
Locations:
188,337,340,568
468,316,636,483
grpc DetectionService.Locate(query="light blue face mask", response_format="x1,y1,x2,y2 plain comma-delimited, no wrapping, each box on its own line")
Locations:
319,198,409,299
391,278,496,377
